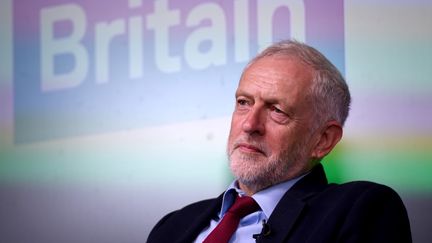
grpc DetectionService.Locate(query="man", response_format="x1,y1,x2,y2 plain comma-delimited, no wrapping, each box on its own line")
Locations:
147,40,412,243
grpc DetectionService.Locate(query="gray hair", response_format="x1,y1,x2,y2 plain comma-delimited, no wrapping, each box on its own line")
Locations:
246,40,351,128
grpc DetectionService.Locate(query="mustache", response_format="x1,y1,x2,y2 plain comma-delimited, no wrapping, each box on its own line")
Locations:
230,137,269,155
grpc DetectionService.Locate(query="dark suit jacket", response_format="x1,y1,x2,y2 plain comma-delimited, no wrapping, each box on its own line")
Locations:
147,164,412,242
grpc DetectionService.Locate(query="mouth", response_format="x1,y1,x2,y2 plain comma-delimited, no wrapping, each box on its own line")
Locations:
236,143,266,155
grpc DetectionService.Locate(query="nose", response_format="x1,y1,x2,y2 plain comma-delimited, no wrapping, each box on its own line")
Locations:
242,107,265,136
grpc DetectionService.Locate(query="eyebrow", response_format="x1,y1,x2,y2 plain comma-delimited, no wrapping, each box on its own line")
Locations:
234,88,252,99
235,90,295,113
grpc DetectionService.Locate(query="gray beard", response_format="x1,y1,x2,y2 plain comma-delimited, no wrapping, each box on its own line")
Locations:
228,137,310,193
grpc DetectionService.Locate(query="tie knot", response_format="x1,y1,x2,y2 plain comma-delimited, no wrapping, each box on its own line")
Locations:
202,195,260,243
228,196,260,218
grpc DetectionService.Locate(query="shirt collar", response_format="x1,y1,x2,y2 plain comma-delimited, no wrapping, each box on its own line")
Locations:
218,174,306,219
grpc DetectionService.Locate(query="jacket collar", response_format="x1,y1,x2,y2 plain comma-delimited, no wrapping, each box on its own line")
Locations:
176,193,224,243
259,163,328,243
176,163,328,243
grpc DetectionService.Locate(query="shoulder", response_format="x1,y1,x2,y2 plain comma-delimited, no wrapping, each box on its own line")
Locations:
292,163,404,205
326,182,411,241
293,179,410,226
147,196,222,243
309,180,410,230
311,180,406,208
325,180,403,201
293,181,411,242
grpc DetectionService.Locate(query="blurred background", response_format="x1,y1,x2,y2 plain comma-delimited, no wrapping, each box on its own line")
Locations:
1,0,431,242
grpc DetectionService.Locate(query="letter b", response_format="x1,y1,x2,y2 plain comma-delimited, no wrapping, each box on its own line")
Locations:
40,4,88,91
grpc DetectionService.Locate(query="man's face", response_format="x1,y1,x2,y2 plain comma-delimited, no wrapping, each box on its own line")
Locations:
227,56,317,193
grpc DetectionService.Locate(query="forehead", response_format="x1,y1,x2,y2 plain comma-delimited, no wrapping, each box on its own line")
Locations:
237,56,313,102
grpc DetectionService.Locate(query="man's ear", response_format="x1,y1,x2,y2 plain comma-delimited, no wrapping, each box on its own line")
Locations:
311,121,343,159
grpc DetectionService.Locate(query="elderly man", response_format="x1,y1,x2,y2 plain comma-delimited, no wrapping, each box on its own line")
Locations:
147,40,411,243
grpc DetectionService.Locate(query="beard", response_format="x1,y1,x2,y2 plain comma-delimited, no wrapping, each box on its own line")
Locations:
227,135,310,193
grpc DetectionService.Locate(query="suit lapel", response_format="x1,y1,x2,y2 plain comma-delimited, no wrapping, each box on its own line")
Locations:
175,164,328,243
176,193,224,243
262,194,306,243
260,164,328,243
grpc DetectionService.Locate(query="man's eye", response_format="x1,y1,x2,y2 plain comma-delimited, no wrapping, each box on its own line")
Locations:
269,105,290,123
237,99,248,106
270,105,284,113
